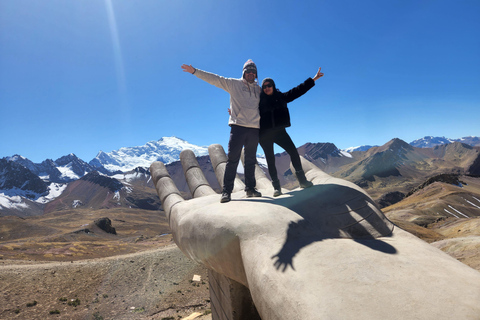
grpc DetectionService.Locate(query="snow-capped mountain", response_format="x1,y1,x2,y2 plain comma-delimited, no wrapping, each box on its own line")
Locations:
89,137,209,172
1,137,209,215
53,154,98,181
343,136,480,152
409,136,456,148
410,136,480,148
0,158,68,215
7,153,96,183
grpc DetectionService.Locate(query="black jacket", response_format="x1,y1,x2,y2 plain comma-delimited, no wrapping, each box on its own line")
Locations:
259,78,315,131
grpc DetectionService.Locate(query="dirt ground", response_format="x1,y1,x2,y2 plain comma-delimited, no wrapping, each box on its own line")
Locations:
0,243,212,320
0,244,212,320
0,208,214,319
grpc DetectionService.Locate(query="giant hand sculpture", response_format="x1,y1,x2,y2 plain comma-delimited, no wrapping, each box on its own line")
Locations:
150,144,480,320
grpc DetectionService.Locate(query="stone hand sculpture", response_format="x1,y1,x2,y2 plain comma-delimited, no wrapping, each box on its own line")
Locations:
150,144,480,320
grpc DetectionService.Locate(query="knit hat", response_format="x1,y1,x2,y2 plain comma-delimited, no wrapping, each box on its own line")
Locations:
243,59,257,79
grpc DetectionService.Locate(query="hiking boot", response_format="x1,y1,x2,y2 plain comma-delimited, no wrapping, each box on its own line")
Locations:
300,180,313,188
220,192,231,203
296,170,313,189
272,179,282,197
246,188,262,198
273,188,282,197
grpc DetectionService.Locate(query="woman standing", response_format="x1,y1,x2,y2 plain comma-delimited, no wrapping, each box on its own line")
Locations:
259,68,324,196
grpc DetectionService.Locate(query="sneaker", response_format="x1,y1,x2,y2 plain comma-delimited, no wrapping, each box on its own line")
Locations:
220,192,231,203
273,189,282,197
246,188,262,198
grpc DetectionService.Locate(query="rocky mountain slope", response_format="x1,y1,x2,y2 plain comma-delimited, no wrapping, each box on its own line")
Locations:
332,139,480,200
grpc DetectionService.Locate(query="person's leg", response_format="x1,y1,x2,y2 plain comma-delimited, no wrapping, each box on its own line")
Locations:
275,129,312,188
274,129,302,172
243,127,260,194
223,126,244,195
259,131,278,182
260,129,282,196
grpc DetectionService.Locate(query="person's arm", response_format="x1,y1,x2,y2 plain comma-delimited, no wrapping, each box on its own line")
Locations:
181,64,234,92
282,67,324,103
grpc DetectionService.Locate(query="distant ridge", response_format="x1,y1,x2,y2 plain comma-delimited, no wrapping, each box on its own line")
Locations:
410,136,480,148
342,136,480,152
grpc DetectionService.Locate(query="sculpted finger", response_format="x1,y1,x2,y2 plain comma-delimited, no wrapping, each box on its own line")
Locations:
180,149,217,198
150,161,184,220
208,144,245,192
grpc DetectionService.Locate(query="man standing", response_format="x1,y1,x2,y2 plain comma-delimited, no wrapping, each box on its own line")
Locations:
181,60,262,203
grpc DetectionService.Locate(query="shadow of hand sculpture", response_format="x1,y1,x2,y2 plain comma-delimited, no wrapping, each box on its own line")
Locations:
151,144,480,320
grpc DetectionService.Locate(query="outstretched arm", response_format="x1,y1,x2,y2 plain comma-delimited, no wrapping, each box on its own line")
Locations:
180,64,234,92
282,67,324,103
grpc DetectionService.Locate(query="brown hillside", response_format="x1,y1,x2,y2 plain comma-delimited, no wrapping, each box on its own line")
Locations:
332,139,480,200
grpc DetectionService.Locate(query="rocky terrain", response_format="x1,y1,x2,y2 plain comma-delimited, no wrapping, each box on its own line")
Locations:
0,208,212,320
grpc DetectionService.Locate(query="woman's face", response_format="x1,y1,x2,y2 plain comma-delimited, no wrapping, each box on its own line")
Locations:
263,82,274,96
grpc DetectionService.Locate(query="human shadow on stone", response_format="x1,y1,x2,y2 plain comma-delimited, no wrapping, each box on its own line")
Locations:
248,184,397,272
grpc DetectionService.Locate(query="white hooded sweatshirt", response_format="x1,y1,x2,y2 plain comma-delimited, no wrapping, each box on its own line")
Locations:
194,68,261,129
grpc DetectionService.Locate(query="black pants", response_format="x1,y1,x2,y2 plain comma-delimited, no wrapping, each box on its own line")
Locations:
223,125,259,193
259,127,302,182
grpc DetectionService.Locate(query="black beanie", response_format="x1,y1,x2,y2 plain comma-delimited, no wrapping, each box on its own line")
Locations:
261,78,276,90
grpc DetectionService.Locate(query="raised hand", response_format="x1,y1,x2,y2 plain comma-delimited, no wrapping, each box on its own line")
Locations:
150,144,480,320
181,64,195,74
313,67,324,81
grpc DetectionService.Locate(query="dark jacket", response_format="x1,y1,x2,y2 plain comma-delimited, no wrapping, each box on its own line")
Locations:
259,78,315,132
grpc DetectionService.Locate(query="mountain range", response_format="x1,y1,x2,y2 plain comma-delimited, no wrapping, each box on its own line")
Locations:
1,135,479,217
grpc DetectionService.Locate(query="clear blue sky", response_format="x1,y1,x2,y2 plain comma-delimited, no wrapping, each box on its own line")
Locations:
1,0,479,163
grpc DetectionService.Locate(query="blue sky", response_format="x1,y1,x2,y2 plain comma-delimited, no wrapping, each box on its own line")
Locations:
1,0,479,163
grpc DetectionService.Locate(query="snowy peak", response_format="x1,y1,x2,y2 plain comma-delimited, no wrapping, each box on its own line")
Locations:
54,153,95,181
410,136,455,148
6,153,95,183
0,158,48,195
344,136,480,152
410,136,480,148
89,136,209,172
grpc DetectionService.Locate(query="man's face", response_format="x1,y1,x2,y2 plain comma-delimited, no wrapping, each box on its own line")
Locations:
244,69,256,83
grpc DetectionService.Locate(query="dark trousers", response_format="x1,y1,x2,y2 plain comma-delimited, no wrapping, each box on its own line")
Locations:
223,125,259,193
259,127,302,182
